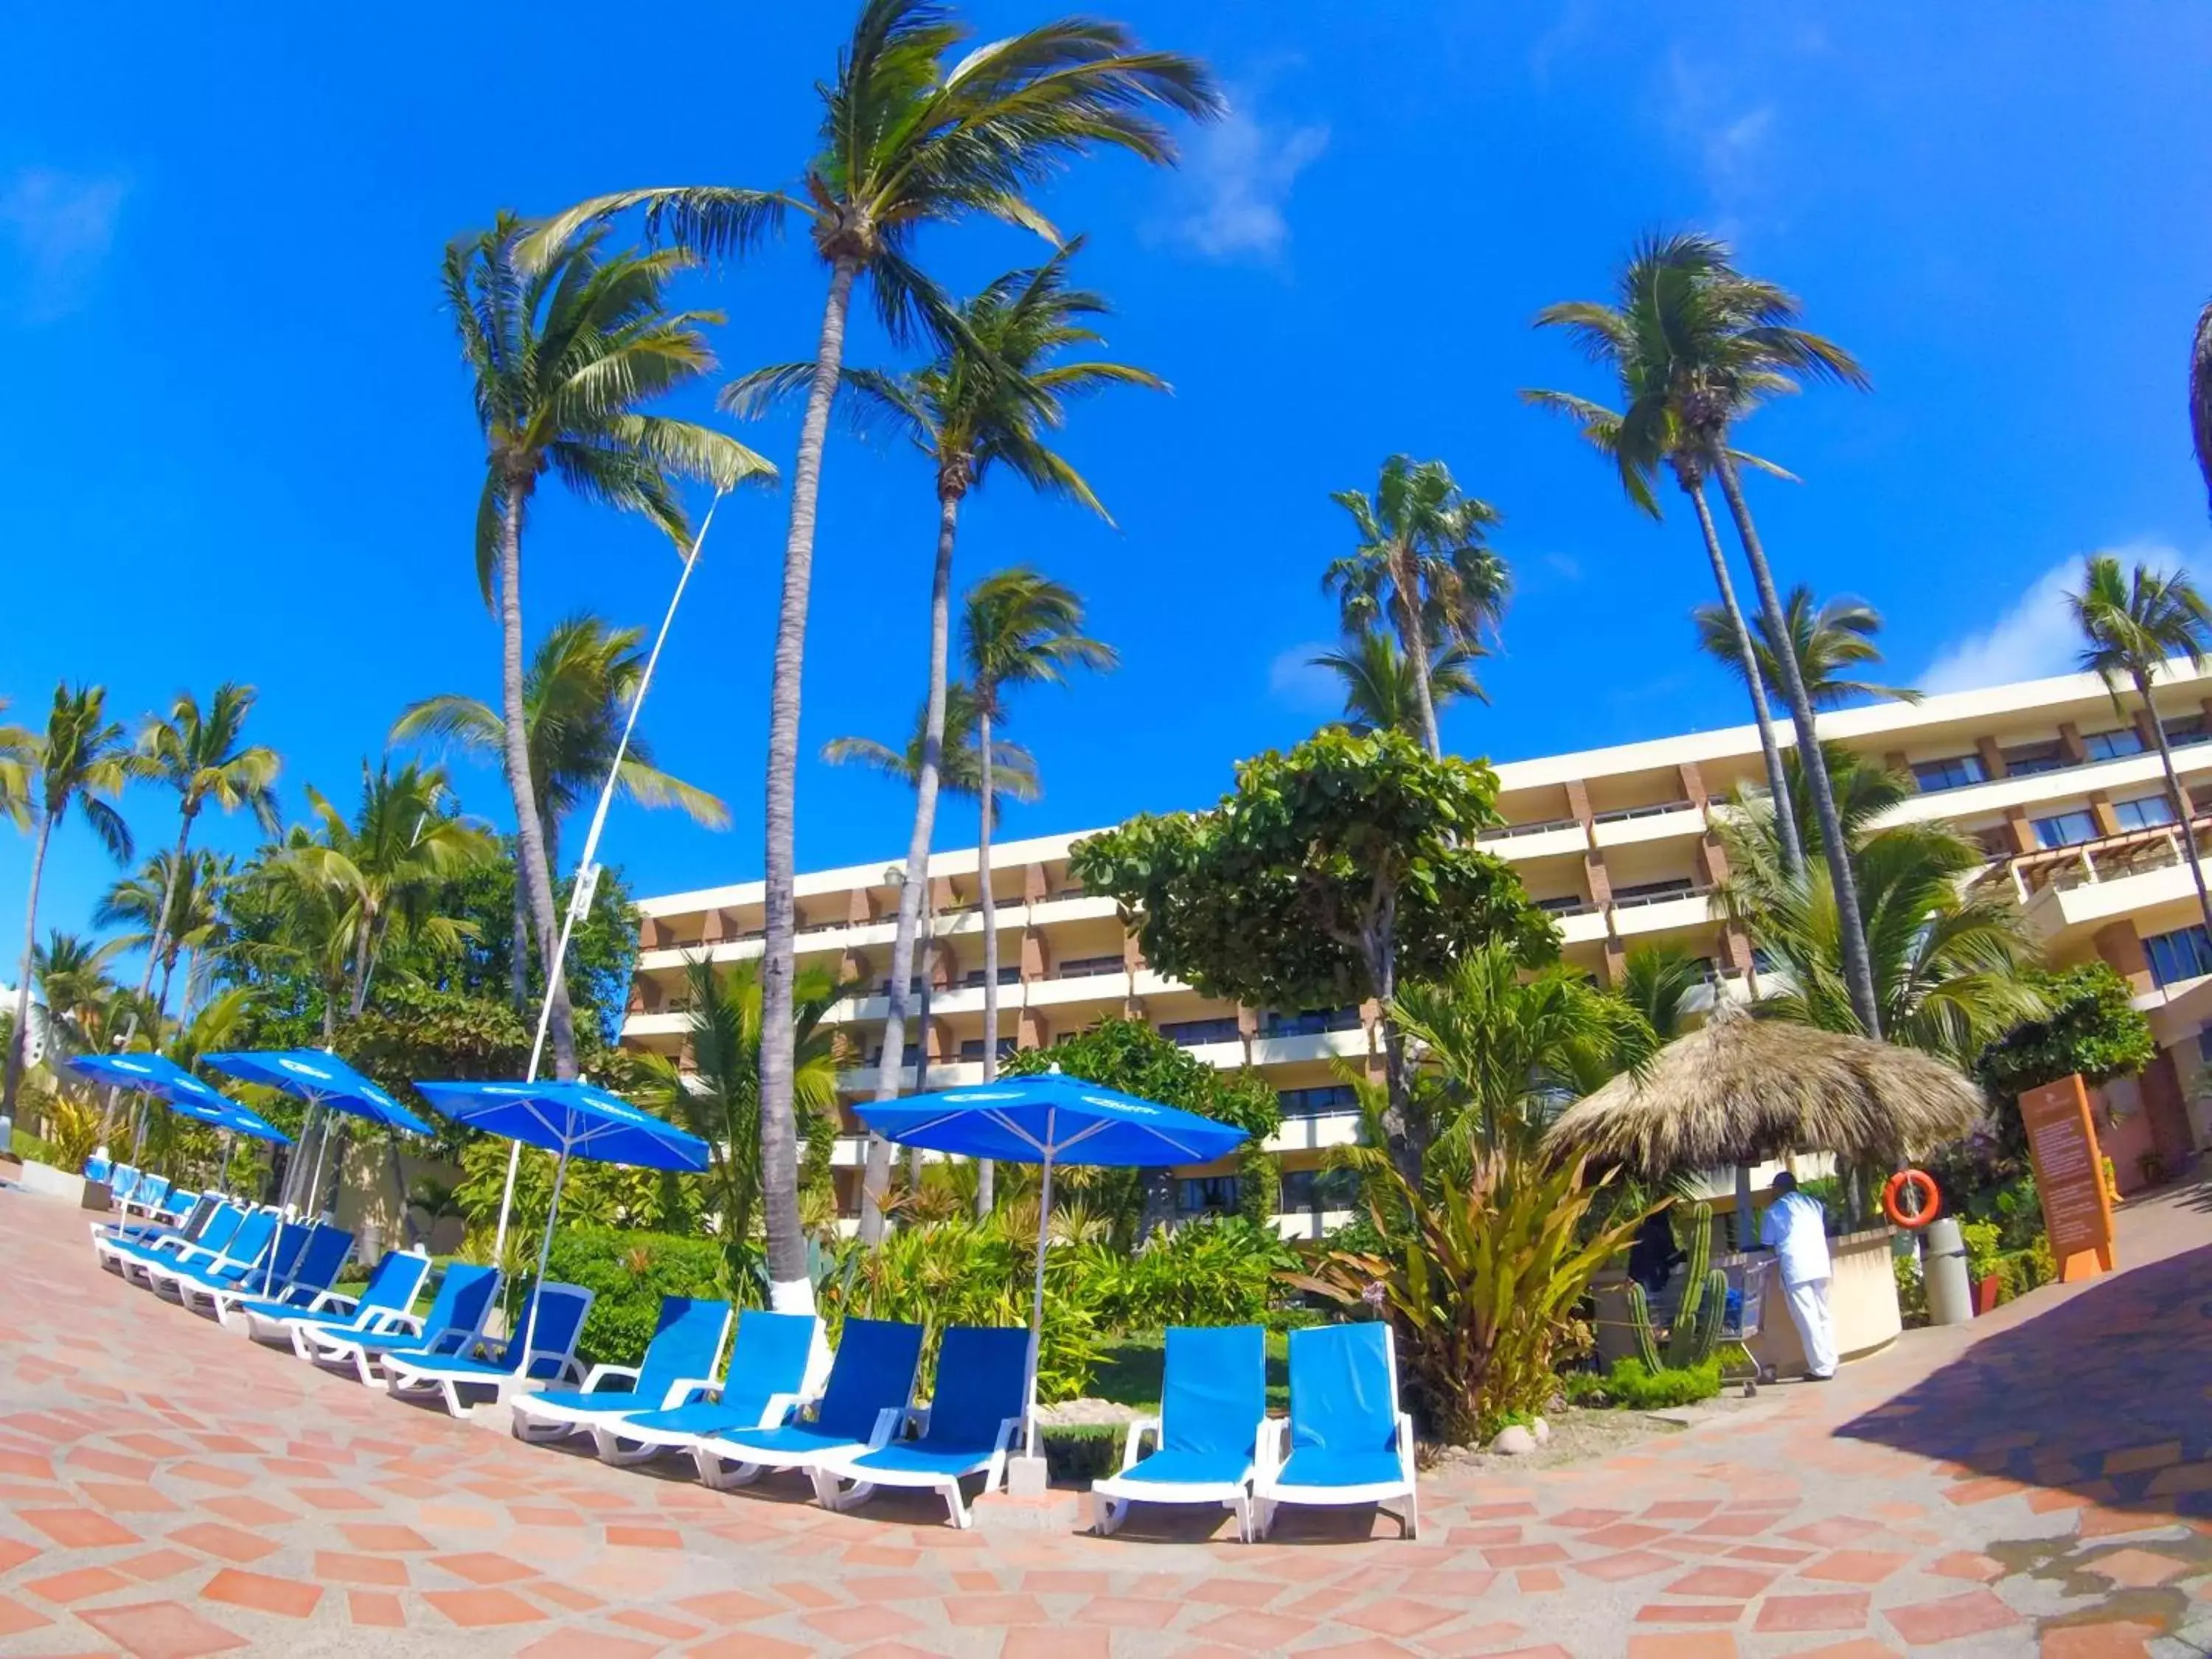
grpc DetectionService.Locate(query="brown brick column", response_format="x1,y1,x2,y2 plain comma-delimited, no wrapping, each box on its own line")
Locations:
2088,793,2122,838
2057,723,2089,765
1019,928,1048,983
1017,1009,1051,1050
2093,921,2154,993
2003,808,2038,855
1975,735,2008,780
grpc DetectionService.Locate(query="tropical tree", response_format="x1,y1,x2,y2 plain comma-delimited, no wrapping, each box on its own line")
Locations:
393,613,729,1010
1614,943,1706,1043
95,850,238,1020
963,568,1116,1213
4,685,136,1115
1311,630,1485,737
2191,299,2212,518
29,931,123,1056
1528,232,1879,1037
822,684,1040,804
531,0,1218,1306
2069,552,2212,939
1694,585,1919,711
0,698,32,830
444,211,770,1082
1324,456,1508,757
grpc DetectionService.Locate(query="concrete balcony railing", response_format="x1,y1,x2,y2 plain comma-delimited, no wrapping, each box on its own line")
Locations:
1608,885,1721,938
1989,819,2212,941
1477,815,1589,861
1590,800,1708,850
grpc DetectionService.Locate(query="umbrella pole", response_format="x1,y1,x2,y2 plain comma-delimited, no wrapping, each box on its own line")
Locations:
305,1111,334,1221
281,1100,319,1214
1024,1144,1054,1461
518,1144,570,1377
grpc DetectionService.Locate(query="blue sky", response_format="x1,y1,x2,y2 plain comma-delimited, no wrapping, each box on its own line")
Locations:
7,4,2212,982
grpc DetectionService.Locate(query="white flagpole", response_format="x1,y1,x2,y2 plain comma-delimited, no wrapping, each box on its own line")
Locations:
491,491,726,1266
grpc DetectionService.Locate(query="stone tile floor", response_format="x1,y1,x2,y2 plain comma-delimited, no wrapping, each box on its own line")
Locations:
1,1179,2208,1658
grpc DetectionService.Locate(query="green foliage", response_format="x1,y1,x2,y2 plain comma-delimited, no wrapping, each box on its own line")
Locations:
1624,1280,1663,1371
1080,1217,1298,1335
455,1136,701,1254
525,1226,728,1371
1975,964,2155,1158
1287,1150,1650,1444
1893,1252,1927,1326
1622,1203,1729,1371
1959,1218,2006,1282
1040,1423,1124,1484
9,1127,54,1164
1562,1356,1722,1411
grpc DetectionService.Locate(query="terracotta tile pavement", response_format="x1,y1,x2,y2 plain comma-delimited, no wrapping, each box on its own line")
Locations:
3,1175,2211,1654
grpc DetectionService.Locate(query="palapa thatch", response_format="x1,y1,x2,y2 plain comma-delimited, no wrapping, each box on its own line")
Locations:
1541,1004,1987,1175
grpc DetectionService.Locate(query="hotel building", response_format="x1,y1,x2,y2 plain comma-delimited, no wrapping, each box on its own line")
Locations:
620,661,2212,1233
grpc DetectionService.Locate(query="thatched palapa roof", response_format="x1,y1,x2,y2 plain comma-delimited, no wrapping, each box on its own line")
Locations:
1541,1005,1987,1175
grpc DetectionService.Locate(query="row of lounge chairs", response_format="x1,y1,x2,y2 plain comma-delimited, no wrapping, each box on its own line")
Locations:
86,1189,1417,1538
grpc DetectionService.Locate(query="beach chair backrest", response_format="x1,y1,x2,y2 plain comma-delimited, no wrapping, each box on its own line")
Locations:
923,1326,1030,1451
159,1188,198,1222
136,1175,172,1211
111,1166,141,1203
636,1297,734,1402
814,1319,926,1441
1287,1324,1399,1458
358,1251,430,1318
84,1154,111,1184
285,1225,355,1298
173,1194,220,1239
422,1262,501,1341
220,1210,279,1273
189,1203,245,1257
263,1221,314,1287
509,1284,594,1376
1161,1324,1267,1459
713,1310,817,1419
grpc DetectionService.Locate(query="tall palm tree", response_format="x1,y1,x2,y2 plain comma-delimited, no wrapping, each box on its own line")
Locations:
0,698,31,830
822,684,1041,804
1324,457,1508,757
2070,552,2212,939
445,212,770,1082
30,931,123,1057
1310,630,1486,737
2191,299,2212,518
532,0,1217,1304
392,613,730,1011
95,851,237,1020
964,567,1116,1214
1528,232,1880,1037
742,243,1158,1242
1694,585,1920,710
1614,943,1705,1043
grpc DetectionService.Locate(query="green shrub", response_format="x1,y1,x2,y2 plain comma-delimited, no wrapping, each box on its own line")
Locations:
1561,1357,1721,1411
9,1127,54,1164
1082,1216,1297,1335
1893,1253,1927,1326
1959,1218,2005,1283
1040,1423,1123,1484
528,1227,728,1370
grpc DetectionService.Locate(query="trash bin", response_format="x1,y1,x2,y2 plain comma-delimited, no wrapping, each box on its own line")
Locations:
1921,1216,1972,1326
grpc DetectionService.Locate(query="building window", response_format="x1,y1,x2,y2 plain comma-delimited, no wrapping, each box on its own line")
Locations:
1535,894,1591,915
956,1037,1018,1062
1279,1084,1359,1117
1158,1016,1242,1047
1178,1176,1240,1215
959,967,1022,987
1911,754,1986,792
2113,794,2177,831
1261,1006,1363,1037
2144,925,2212,988
2031,810,2099,849
1610,877,1694,904
2083,728,2144,761
2166,714,2211,748
2000,740,2066,777
1279,1168,1359,1212
1055,954,1124,979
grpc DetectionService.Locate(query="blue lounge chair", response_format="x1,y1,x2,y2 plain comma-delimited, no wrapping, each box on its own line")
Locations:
582,1309,818,1469
136,1208,277,1295
810,1325,1031,1529
1253,1322,1418,1540
116,1173,172,1221
175,1218,314,1314
382,1284,596,1416
105,1165,143,1208
83,1153,112,1186
243,1249,429,1349
681,1317,925,1492
207,1222,355,1328
102,1200,241,1275
302,1261,502,1385
509,1295,734,1448
92,1192,218,1259
1091,1324,1269,1542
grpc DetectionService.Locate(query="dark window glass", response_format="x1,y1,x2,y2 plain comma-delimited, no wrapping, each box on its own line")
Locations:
2000,741,2065,777
2084,728,2144,761
2032,811,2098,849
1911,754,1987,792
2145,925,2212,988
1279,1084,1359,1116
1178,1176,1240,1214
1158,1017,1242,1047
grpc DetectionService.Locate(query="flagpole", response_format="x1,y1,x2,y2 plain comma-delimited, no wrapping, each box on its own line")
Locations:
491,490,726,1267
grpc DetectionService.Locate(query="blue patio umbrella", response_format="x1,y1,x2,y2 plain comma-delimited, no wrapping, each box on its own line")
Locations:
856,1066,1250,1457
204,1049,430,1217
65,1054,291,1203
415,1078,710,1361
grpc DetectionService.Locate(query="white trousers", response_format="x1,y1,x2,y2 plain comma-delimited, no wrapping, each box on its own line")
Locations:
1783,1276,1838,1378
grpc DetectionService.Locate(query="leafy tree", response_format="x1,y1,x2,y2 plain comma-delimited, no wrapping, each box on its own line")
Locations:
29,931,123,1057
96,850,237,1020
445,211,769,1083
2192,299,2212,518
1324,456,1507,757
0,697,32,829
1976,962,2154,1106
1694,586,1920,710
6,684,136,1115
532,0,1219,1304
822,683,1039,805
1310,630,1484,737
1615,943,1705,1043
1072,728,1552,1183
2069,552,2212,939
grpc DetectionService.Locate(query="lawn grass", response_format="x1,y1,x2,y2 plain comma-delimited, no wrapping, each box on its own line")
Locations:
1088,1329,1291,1413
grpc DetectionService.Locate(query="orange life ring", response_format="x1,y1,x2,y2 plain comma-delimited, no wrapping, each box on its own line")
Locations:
1882,1169,1941,1229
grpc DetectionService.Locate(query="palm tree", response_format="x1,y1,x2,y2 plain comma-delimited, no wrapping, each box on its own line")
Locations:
2191,299,2212,517
5,685,136,1115
94,851,237,1020
1694,586,1920,711
0,698,31,830
1324,457,1507,757
445,212,770,1082
964,567,1116,1214
2070,552,2212,939
634,954,847,1287
1528,232,1880,1038
30,931,123,1056
1310,629,1486,737
392,613,729,1010
743,244,1155,1242
532,0,1217,1304
822,684,1041,805
1614,943,1705,1043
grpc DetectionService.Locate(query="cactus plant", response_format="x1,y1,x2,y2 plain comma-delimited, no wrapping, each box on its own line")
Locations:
1624,1279,1665,1371
1623,1204,1732,1373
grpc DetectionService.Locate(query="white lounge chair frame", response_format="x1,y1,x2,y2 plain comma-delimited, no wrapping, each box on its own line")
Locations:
381,1289,595,1416
1091,1411,1276,1544
1252,1324,1419,1540
807,1405,1030,1530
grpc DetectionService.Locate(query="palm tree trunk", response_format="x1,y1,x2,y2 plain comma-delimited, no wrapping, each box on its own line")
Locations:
976,704,999,1220
1396,560,1442,757
347,910,375,1018
1711,451,1882,1039
495,484,579,1079
859,485,961,1245
2136,669,2212,939
2,817,53,1115
1684,478,1804,880
759,256,859,1307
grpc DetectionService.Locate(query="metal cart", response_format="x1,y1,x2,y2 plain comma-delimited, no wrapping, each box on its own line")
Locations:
1714,1255,1778,1396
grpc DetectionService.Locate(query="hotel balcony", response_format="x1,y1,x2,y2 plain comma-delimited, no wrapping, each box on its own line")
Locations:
1590,799,1708,850
1994,820,2212,944
1608,884,1722,938
1477,815,1588,861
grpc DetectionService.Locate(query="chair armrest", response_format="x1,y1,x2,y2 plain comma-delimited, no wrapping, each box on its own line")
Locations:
756,1391,804,1430
1396,1412,1417,1485
308,1290,358,1315
1119,1416,1161,1474
581,1363,641,1394
866,1405,905,1450
1254,1416,1289,1486
655,1375,720,1411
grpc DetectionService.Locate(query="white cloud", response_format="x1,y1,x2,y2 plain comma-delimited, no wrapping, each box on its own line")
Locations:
0,167,126,321
1659,50,1778,235
1269,640,1342,711
1918,544,2196,695
1154,91,1328,264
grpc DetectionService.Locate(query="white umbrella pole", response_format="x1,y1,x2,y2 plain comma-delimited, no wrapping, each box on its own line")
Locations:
491,490,726,1266
305,1110,334,1220
1024,1139,1054,1461
282,1100,319,1214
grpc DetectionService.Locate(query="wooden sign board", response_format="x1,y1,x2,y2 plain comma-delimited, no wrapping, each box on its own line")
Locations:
2017,1074,2116,1283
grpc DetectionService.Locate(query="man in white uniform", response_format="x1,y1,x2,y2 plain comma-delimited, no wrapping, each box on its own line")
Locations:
1757,1172,1837,1380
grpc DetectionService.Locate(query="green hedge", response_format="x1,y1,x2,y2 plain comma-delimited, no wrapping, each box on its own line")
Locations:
1040,1423,1124,1484
1561,1357,1721,1411
529,1227,728,1370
